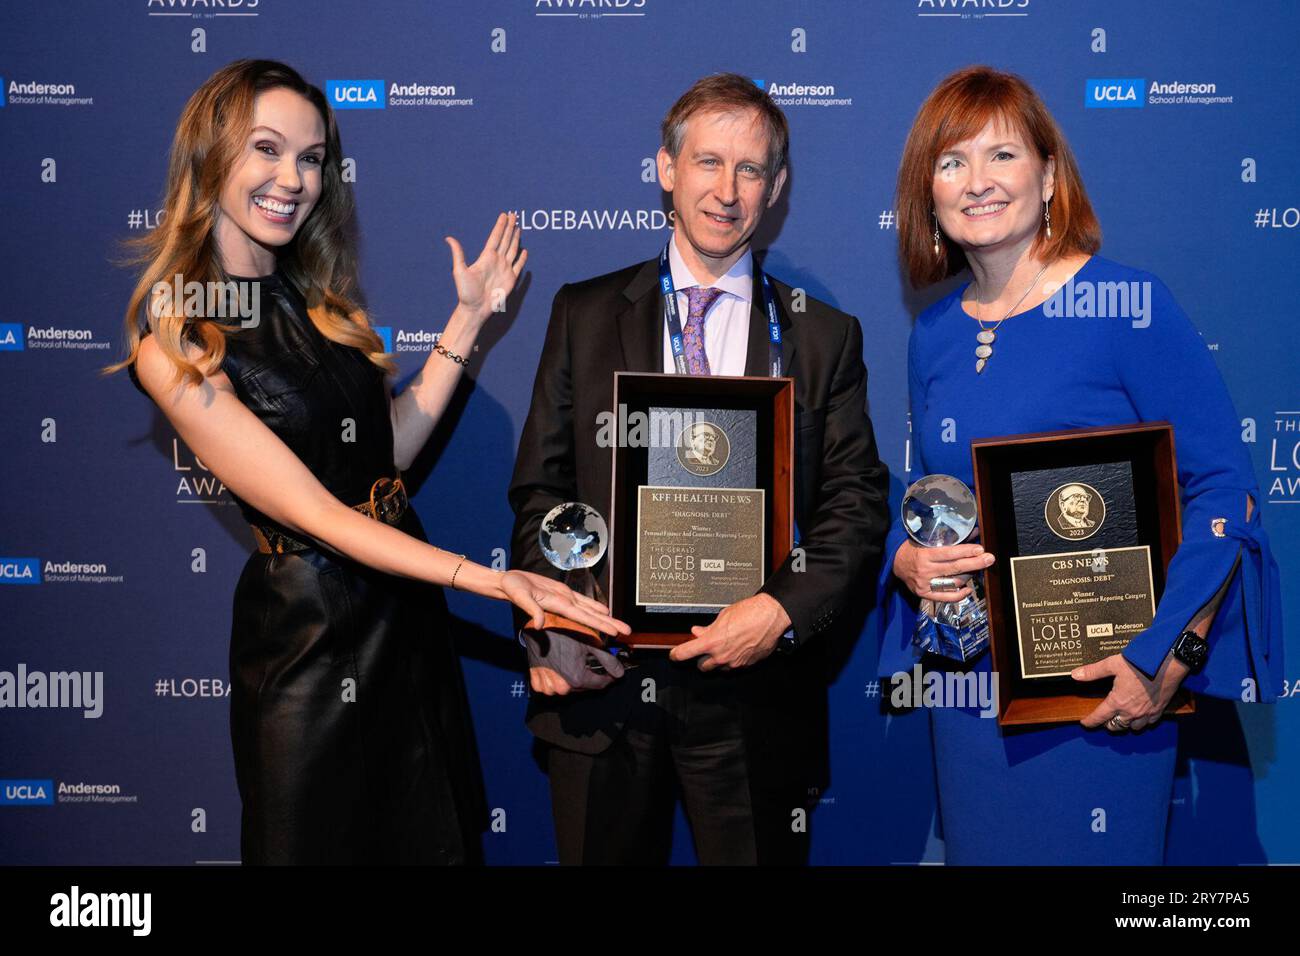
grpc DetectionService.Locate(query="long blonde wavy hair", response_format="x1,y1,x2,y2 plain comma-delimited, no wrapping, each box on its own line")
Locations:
104,59,394,388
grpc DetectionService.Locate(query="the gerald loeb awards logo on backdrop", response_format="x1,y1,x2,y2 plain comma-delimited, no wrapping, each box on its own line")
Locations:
1270,411,1300,502
534,0,648,18
915,0,1032,18
146,0,261,15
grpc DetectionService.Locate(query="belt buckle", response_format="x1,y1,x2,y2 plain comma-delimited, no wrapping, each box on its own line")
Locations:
253,524,301,554
370,476,407,524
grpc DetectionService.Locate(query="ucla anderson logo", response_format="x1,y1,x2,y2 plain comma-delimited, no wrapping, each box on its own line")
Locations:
0,323,23,350
1,780,54,806
326,80,385,110
0,558,40,584
1085,78,1145,109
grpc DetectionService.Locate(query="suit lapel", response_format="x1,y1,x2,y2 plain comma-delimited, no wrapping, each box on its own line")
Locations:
615,258,663,372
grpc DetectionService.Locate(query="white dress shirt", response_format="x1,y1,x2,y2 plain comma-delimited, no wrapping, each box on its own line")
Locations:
660,231,752,375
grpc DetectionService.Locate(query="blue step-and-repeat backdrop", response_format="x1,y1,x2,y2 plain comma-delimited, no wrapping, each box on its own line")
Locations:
1,0,1296,865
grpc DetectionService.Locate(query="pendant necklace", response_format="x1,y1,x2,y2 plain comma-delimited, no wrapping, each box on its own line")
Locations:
973,263,1049,374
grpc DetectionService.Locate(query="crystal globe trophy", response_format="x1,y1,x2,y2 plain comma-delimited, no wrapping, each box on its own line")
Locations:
539,501,607,572
535,501,614,648
901,475,989,662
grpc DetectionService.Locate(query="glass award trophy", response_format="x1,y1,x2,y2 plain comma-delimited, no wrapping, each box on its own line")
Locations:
535,500,613,648
902,474,990,663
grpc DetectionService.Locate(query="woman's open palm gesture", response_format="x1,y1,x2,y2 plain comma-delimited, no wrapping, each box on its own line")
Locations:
444,212,527,320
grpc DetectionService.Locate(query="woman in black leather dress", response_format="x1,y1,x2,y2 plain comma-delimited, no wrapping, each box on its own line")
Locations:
107,59,628,864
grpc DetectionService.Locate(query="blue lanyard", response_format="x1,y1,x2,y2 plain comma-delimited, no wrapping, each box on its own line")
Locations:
658,242,783,377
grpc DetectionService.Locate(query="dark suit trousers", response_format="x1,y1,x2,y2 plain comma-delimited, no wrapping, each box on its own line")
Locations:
543,656,811,865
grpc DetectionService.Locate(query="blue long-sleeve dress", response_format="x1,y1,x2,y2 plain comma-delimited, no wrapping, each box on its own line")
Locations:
876,255,1284,864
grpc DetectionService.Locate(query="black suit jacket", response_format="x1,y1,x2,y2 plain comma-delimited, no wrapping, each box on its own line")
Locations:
508,254,890,766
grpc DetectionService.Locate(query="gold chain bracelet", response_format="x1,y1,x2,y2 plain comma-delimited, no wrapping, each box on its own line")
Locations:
449,553,467,590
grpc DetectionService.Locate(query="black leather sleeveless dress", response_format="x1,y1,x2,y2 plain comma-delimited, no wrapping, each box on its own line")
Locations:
129,271,486,864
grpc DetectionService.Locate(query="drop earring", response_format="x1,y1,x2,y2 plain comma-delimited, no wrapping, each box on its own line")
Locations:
1044,199,1052,239
932,211,941,256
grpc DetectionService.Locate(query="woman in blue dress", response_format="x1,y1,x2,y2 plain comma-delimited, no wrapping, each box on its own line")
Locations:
878,66,1284,864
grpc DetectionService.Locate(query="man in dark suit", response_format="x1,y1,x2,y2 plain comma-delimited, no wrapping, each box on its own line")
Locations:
508,73,890,864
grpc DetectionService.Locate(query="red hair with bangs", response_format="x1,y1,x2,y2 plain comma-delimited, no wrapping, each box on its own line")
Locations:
896,65,1101,288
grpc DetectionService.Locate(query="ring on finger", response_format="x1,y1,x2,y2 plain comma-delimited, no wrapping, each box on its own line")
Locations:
1107,714,1131,730
929,577,959,592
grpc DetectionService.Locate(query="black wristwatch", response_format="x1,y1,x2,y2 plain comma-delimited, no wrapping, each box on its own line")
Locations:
1171,630,1209,672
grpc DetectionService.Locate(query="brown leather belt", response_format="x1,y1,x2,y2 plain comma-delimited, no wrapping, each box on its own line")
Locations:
250,474,407,555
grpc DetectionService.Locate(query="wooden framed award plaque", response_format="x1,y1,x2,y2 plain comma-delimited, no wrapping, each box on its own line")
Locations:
971,422,1195,726
608,372,795,648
